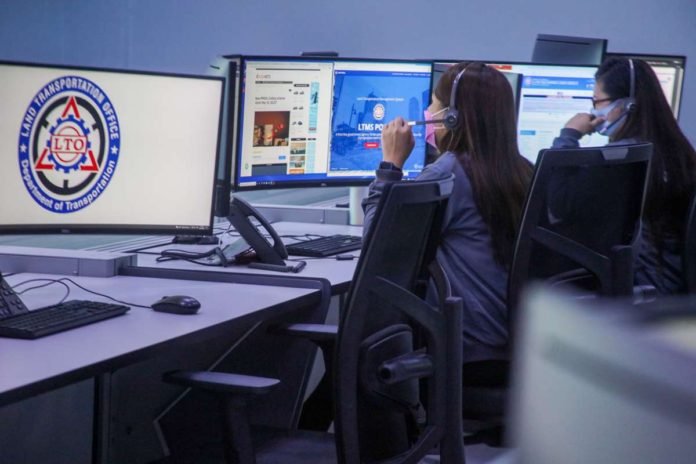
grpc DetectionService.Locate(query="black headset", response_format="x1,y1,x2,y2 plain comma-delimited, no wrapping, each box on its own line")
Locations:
625,58,637,112
443,64,471,130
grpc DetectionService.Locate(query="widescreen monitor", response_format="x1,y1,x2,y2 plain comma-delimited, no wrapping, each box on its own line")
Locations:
0,61,223,234
234,57,432,189
434,61,608,162
605,53,686,119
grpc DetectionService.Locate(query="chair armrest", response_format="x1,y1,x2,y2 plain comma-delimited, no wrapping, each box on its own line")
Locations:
378,351,434,385
271,323,338,344
163,370,280,396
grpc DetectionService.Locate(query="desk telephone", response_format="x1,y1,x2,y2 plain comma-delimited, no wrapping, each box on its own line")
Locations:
0,274,29,317
227,197,299,272
228,196,288,265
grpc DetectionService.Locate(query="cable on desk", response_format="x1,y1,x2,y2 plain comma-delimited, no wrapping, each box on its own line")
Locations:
14,278,71,303
155,255,225,267
10,277,153,309
156,247,226,266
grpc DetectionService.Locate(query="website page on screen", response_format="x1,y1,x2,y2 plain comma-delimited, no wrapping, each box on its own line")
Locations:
490,64,609,162
237,59,431,188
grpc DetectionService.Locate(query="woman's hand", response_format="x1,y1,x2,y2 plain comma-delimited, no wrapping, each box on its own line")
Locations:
381,117,415,168
564,113,605,135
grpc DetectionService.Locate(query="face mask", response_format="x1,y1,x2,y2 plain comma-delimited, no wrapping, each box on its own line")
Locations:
591,98,628,137
424,110,438,149
423,107,448,150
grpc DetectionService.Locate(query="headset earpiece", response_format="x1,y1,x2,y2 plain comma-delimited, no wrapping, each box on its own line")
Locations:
443,110,459,130
444,65,469,130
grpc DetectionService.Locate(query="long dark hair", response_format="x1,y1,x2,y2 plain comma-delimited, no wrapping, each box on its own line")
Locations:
597,58,696,244
434,62,533,266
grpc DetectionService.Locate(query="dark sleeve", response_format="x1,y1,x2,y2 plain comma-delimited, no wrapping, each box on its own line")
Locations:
362,155,453,238
361,167,404,239
551,128,583,149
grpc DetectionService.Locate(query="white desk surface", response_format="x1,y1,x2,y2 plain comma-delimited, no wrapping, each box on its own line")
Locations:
133,221,363,291
0,272,318,406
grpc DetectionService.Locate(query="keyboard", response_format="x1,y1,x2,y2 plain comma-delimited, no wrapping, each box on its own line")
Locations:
286,234,362,257
0,300,130,339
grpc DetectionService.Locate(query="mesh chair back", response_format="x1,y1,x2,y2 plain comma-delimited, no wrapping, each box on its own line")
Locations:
508,143,652,322
334,176,455,463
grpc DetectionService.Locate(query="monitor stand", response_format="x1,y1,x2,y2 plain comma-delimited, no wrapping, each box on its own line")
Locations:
348,186,368,226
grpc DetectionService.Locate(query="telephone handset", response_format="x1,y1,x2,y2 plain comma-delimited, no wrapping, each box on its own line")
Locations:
0,274,30,317
227,197,288,266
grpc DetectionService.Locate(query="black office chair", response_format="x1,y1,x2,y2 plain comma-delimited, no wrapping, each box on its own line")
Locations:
162,175,466,463
461,143,653,445
683,192,696,294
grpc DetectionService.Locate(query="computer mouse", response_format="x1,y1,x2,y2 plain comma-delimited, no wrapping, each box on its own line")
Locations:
151,295,201,315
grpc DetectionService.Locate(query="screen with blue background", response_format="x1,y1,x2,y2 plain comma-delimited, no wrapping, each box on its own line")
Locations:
329,70,430,175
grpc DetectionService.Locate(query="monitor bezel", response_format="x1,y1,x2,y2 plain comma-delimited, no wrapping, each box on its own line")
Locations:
0,59,225,235
430,59,600,107
430,59,600,74
232,55,434,191
604,52,687,119
209,56,241,218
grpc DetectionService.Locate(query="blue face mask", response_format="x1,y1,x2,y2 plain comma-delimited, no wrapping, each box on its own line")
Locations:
591,98,629,137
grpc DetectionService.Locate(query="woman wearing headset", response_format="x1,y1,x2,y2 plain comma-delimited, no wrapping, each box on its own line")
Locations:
363,62,533,373
552,57,696,294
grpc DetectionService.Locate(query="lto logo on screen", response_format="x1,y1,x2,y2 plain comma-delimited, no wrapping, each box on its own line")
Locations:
373,103,385,121
17,76,121,213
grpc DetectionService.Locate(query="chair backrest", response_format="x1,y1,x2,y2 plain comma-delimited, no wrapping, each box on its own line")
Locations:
333,175,456,463
683,192,696,294
508,143,652,324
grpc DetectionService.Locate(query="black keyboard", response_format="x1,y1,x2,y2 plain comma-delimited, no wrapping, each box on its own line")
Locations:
0,300,130,339
286,234,362,257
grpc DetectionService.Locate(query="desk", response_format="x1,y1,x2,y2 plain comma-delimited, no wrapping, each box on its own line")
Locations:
0,272,324,464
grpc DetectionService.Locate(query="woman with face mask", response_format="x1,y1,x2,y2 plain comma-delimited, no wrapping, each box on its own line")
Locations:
362,62,533,370
552,57,696,294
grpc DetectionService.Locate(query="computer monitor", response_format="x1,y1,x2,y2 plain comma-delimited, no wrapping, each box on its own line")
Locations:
532,34,607,65
0,61,223,234
208,55,242,217
234,57,432,190
605,53,686,119
510,288,696,463
434,61,608,162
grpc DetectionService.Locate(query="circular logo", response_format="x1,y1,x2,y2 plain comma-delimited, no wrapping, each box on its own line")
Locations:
373,103,385,121
17,75,120,213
